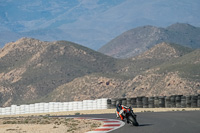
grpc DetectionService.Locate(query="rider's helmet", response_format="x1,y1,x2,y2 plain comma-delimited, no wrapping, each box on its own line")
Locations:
116,103,122,109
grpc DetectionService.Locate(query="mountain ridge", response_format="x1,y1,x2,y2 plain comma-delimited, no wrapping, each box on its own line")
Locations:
1,0,200,49
98,23,200,58
0,38,117,106
0,38,199,106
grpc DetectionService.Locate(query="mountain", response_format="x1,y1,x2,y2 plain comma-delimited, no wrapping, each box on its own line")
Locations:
131,49,200,97
40,42,198,102
115,42,193,78
0,38,199,106
0,38,117,106
98,23,200,58
42,47,200,101
1,0,200,50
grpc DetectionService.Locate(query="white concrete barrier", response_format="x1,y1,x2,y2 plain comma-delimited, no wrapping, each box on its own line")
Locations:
29,104,35,114
77,101,83,110
11,105,17,115
53,102,59,112
0,98,109,115
1,108,6,115
24,105,30,114
49,102,54,113
63,102,69,111
58,102,63,112
5,107,11,115
68,102,73,111
15,106,20,115
44,103,49,113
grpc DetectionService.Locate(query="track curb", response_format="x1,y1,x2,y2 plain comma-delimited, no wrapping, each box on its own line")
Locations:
74,117,125,133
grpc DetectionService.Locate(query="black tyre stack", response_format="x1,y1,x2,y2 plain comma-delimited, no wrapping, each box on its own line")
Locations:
137,97,143,108
131,98,137,108
110,94,200,109
198,94,200,108
170,95,176,108
181,96,186,108
191,95,198,108
148,97,155,108
122,98,127,106
107,99,112,109
126,98,132,107
186,96,191,108
111,99,117,108
142,97,148,108
176,95,182,108
154,97,159,108
159,96,165,108
165,96,171,108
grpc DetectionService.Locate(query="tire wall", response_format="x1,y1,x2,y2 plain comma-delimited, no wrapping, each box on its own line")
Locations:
1,95,200,115
148,97,155,108
198,94,200,108
109,94,200,109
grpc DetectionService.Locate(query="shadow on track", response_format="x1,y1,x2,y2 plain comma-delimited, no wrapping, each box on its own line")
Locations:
138,124,154,127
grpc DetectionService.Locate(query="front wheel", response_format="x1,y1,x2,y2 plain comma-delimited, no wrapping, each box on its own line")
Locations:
128,116,139,126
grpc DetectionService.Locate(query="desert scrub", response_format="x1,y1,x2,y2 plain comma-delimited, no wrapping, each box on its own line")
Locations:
0,116,103,133
24,119,29,124
90,123,99,128
70,123,78,126
65,118,73,122
71,119,79,123
75,112,80,115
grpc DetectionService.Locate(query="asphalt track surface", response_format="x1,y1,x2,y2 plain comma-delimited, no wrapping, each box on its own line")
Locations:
65,111,200,133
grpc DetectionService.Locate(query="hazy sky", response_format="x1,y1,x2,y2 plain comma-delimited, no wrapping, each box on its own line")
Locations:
0,0,200,49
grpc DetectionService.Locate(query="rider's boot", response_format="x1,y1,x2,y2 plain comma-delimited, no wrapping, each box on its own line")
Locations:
116,113,119,118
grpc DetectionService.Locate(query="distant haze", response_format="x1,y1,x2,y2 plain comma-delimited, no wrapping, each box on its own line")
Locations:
0,0,200,49
98,23,200,58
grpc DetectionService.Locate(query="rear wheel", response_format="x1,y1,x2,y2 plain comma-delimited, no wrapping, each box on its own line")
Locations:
128,116,139,126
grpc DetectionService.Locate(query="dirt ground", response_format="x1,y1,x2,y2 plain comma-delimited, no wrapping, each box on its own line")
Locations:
0,117,103,133
0,108,199,133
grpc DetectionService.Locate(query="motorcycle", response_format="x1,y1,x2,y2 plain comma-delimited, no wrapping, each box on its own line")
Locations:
116,106,139,126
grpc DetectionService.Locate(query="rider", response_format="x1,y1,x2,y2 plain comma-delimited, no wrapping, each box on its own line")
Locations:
116,103,138,125
116,103,125,121
116,103,132,124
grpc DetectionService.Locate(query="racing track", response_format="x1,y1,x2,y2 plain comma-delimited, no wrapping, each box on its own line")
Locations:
65,111,200,133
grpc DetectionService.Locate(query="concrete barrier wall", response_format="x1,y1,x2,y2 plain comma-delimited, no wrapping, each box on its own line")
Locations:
0,98,109,115
1,95,200,115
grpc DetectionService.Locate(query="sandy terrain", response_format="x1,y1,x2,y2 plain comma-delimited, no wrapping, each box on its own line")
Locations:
0,117,103,133
0,108,199,132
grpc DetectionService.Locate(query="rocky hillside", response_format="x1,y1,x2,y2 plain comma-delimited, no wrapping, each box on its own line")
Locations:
0,38,199,106
98,23,200,58
0,38,117,106
115,42,193,78
41,43,199,102
42,65,200,102
131,49,200,97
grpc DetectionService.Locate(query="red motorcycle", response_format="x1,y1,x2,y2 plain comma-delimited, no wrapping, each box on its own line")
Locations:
117,106,139,126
